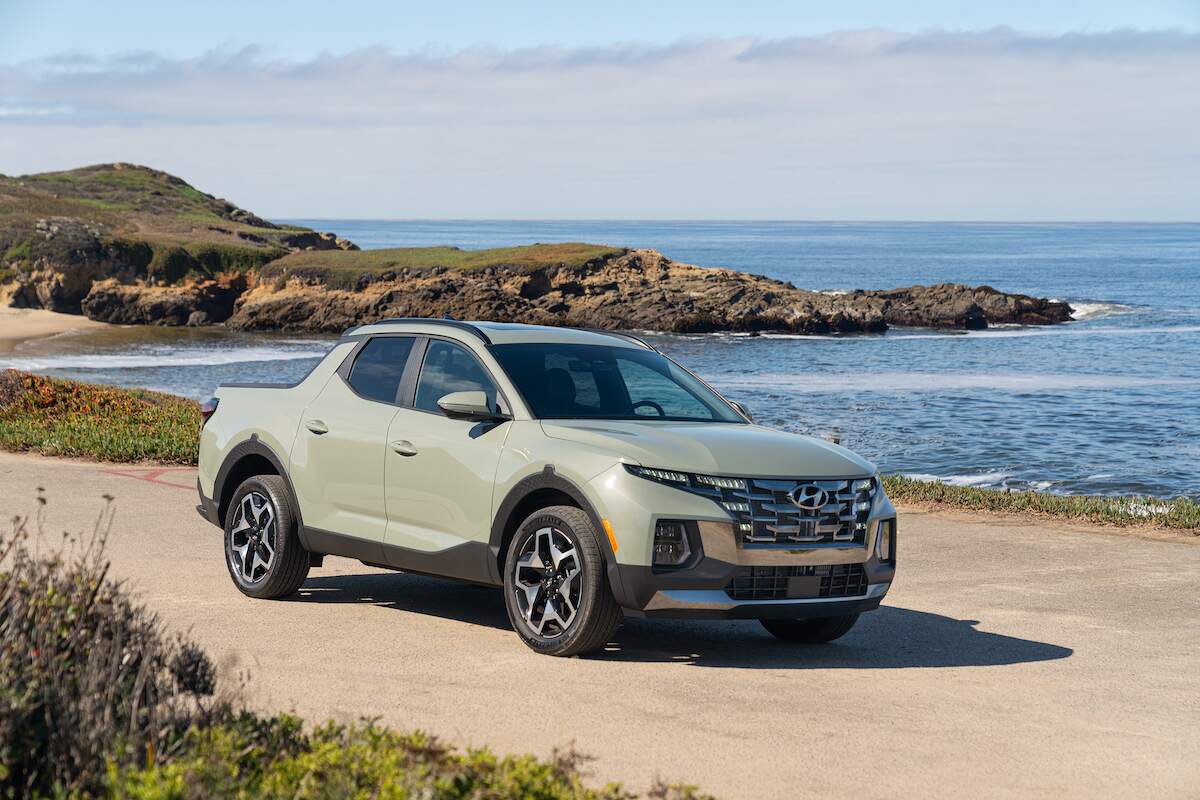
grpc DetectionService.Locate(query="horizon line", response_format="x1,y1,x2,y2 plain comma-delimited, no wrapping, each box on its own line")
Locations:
275,217,1200,225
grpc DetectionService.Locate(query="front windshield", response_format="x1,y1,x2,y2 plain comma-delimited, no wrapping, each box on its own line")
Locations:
491,342,744,423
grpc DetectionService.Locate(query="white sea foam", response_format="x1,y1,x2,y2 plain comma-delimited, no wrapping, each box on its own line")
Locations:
900,471,1012,487
1067,301,1136,321
710,371,1200,393
0,346,330,371
887,324,1200,341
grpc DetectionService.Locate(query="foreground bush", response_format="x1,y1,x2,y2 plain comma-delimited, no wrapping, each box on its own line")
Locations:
0,503,221,797
0,370,199,463
0,506,710,799
109,719,699,800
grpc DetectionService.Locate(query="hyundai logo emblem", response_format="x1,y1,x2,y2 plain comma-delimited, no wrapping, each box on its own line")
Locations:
789,484,829,511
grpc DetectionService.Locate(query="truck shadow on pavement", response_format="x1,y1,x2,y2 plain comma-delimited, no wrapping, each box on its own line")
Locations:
296,572,1073,669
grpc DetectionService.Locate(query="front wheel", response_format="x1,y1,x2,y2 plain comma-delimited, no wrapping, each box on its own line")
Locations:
761,613,860,643
223,475,310,599
503,506,621,657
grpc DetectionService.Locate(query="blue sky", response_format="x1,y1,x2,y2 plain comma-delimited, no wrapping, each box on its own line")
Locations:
1,2,1197,220
3,1,1196,60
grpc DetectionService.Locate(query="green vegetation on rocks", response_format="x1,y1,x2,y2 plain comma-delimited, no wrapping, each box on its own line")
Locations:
263,243,626,290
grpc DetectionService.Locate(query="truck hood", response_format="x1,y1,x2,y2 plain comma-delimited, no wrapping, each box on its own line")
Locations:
539,420,875,478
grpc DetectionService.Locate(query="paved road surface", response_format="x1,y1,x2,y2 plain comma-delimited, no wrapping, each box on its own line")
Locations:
2,451,1197,799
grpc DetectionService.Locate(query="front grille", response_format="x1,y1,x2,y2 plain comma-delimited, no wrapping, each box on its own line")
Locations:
625,466,877,548
725,564,869,601
698,477,875,547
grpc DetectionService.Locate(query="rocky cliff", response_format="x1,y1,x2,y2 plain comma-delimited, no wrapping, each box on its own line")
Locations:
2,164,1074,335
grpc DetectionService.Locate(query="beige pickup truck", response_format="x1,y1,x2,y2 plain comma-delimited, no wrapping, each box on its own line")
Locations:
197,319,897,656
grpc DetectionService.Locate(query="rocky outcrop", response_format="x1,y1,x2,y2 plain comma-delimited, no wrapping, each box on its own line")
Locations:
221,249,1073,335
81,276,247,326
226,249,889,334
277,230,359,252
852,284,1072,330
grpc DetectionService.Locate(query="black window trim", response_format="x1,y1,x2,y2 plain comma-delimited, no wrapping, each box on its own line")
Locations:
336,333,424,407
409,334,513,419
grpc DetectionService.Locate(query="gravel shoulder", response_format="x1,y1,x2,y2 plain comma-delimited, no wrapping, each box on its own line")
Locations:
3,451,1196,799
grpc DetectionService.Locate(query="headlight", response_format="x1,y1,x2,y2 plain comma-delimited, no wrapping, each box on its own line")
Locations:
626,465,688,484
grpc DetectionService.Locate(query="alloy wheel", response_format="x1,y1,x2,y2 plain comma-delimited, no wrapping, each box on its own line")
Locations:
512,526,582,638
229,491,276,583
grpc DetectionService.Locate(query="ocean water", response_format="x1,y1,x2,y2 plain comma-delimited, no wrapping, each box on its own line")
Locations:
6,221,1198,499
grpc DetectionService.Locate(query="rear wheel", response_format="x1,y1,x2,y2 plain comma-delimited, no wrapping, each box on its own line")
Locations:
223,475,310,599
503,505,621,657
761,613,860,643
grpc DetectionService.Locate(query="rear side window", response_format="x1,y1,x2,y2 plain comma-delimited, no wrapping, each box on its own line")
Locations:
414,340,498,413
347,336,415,403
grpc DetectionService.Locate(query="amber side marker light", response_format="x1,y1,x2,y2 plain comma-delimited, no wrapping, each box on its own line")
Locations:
601,519,619,553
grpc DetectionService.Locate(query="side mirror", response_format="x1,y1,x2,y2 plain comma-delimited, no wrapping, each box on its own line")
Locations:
730,400,753,421
437,391,508,422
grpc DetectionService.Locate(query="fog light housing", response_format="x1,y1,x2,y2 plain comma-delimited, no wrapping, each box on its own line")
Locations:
653,519,692,567
876,518,896,564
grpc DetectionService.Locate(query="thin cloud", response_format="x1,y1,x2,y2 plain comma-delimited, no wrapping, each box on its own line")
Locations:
0,30,1196,219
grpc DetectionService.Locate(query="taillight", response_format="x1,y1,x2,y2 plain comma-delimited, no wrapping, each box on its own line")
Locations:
200,397,219,427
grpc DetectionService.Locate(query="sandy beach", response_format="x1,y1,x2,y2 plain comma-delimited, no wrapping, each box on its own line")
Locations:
0,307,110,354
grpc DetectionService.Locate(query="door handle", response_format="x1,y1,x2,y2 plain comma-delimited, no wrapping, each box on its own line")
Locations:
305,419,329,435
390,440,419,457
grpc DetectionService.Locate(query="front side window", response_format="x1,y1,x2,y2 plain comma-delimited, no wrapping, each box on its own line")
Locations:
414,340,499,413
491,343,743,423
347,336,415,403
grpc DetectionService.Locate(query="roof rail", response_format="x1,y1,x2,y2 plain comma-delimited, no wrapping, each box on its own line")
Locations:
582,329,656,351
342,317,492,345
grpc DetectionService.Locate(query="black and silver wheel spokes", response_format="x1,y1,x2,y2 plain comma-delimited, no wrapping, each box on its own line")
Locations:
513,526,582,638
229,491,276,583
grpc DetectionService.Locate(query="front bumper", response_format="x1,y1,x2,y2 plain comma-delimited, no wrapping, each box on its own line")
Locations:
612,520,895,620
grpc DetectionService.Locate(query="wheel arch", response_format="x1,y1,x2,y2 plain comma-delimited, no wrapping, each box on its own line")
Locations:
489,466,626,601
214,438,307,543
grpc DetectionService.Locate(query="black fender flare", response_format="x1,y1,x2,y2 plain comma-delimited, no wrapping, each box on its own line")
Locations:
488,465,628,604
213,436,310,548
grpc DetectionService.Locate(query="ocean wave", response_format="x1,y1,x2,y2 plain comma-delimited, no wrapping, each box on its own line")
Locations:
0,346,330,370
645,323,1200,343
1066,301,1136,321
886,324,1200,341
901,471,1012,487
711,371,1200,393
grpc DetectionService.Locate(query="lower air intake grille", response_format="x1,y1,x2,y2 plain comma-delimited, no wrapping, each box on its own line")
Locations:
724,564,868,601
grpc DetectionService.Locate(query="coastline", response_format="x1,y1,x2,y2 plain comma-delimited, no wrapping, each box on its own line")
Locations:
0,307,110,354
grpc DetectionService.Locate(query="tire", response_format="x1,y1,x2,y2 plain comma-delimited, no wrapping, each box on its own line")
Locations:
761,613,860,644
223,475,310,599
502,505,622,657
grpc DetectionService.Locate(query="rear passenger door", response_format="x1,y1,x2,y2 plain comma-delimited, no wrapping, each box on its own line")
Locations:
290,335,418,556
383,337,511,579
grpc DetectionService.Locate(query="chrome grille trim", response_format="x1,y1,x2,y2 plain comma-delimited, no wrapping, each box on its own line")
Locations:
625,466,877,549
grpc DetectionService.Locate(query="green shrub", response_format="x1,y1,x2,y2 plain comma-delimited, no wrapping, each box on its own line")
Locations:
0,504,712,799
147,246,199,284
0,507,224,798
108,721,706,800
0,370,199,463
883,474,1200,532
187,242,283,276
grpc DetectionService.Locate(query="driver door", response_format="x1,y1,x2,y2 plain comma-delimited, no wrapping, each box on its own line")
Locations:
383,338,510,580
